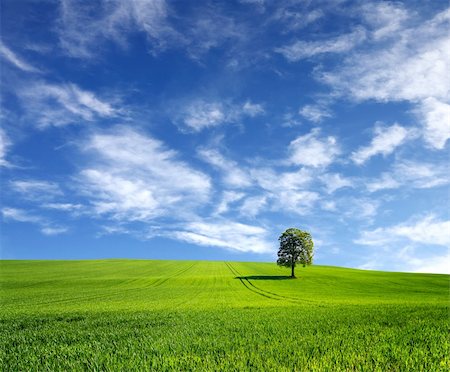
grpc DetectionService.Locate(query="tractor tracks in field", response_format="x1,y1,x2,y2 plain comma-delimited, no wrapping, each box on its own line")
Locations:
31,262,198,307
225,262,296,302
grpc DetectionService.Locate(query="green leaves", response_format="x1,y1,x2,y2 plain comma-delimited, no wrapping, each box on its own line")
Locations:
277,228,314,276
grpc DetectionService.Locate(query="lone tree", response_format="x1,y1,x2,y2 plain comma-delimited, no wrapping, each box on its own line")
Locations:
277,228,314,278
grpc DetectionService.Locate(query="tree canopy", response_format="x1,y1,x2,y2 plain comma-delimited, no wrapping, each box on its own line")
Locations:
277,228,314,278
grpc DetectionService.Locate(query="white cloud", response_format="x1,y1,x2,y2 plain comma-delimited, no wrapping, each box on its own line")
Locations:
393,160,449,189
179,99,264,132
239,195,267,218
79,126,211,221
366,159,449,192
356,215,450,247
412,252,450,274
366,174,400,192
2,207,43,224
320,173,353,194
80,169,161,220
416,98,450,150
271,7,324,32
360,2,410,41
173,219,273,253
10,180,63,200
41,227,69,236
289,128,340,168
321,200,337,212
0,42,40,73
276,27,366,61
58,0,248,60
0,128,12,167
21,82,117,127
242,101,265,117
182,101,226,131
393,217,450,246
321,9,450,102
250,167,313,192
275,190,320,215
281,112,302,127
1,207,68,235
215,191,245,215
298,104,332,123
198,148,252,188
358,248,450,274
250,167,318,215
356,215,450,274
351,124,410,165
58,0,175,58
277,168,313,190
343,198,379,220
319,8,450,150
42,203,83,212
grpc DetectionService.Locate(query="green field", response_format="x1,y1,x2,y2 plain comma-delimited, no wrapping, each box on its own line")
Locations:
1,260,449,371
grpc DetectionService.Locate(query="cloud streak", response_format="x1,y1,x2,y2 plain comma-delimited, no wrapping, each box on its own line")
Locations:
351,124,410,165
173,219,272,253
1,207,68,235
0,128,12,167
79,126,211,222
177,99,265,132
20,82,117,128
289,128,340,168
0,42,40,73
276,27,366,61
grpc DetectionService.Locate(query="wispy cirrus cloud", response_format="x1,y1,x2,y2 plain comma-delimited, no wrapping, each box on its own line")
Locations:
176,99,264,132
288,128,340,168
173,219,273,253
365,174,400,193
242,101,265,117
415,98,450,150
359,247,450,274
197,147,252,188
319,173,353,194
393,160,450,189
57,0,249,61
42,203,84,212
351,124,411,165
249,167,319,215
270,6,324,32
298,104,332,123
355,215,450,247
78,126,211,222
10,179,63,201
0,128,12,167
359,2,410,41
355,214,450,274
366,160,449,192
320,8,450,102
276,27,366,61
215,191,245,215
20,82,117,128
320,7,450,150
239,195,267,218
0,42,41,73
1,207,68,235
2,207,42,224
58,0,175,59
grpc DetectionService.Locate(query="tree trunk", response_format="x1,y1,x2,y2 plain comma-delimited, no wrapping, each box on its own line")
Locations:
291,264,295,278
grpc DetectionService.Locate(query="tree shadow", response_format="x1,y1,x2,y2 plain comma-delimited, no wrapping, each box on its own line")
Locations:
235,275,293,280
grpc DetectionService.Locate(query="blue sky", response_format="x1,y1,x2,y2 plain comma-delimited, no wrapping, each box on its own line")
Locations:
1,0,449,273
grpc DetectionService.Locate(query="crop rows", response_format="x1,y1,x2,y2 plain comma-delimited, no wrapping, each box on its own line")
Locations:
1,260,448,371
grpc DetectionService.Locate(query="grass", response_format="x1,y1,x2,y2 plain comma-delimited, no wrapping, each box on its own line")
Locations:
1,259,449,371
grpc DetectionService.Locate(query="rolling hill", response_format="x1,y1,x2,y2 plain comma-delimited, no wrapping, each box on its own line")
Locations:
1,260,448,370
